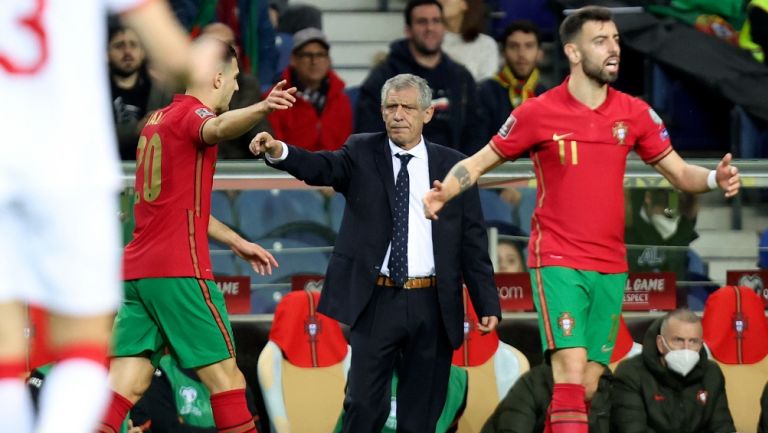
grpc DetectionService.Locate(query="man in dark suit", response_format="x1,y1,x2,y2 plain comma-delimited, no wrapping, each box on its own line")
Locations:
250,73,501,433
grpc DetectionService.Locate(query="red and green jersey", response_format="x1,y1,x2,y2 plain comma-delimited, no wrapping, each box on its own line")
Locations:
490,78,672,273
123,95,218,280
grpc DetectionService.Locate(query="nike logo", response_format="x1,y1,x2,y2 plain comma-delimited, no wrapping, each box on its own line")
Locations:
654,394,665,401
552,132,574,141
601,345,614,353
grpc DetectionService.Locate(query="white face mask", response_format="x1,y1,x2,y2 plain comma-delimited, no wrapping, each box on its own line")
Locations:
650,213,680,240
661,336,700,376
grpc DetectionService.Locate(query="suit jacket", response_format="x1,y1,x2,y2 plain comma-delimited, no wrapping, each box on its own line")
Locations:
268,132,501,349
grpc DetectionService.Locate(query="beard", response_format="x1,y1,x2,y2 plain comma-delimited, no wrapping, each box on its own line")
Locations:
412,38,441,56
109,62,140,78
582,56,618,85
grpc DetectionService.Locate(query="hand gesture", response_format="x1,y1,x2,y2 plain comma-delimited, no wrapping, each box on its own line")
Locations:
477,316,499,335
716,153,740,198
126,419,151,433
249,131,283,158
423,180,449,220
231,240,278,276
261,79,296,112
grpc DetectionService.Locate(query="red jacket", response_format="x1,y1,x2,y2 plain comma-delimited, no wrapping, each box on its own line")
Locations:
265,68,352,151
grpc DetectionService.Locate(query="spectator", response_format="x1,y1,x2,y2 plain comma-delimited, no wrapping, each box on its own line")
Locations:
477,20,547,143
612,309,736,433
439,0,500,81
625,189,699,281
355,0,484,155
264,28,352,152
740,0,768,62
481,363,612,433
202,22,273,159
108,20,173,160
497,239,525,273
278,3,323,34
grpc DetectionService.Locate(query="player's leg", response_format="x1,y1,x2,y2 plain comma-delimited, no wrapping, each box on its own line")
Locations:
19,187,122,433
146,278,256,433
583,272,626,400
98,280,166,433
0,302,34,433
531,266,590,433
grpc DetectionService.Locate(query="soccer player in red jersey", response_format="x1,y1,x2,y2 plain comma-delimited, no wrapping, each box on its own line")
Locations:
424,6,740,433
98,38,297,433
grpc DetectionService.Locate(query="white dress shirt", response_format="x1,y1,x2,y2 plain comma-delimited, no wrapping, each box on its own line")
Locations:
380,137,435,277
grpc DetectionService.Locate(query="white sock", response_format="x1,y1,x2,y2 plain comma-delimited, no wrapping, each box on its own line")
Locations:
0,378,34,433
35,359,110,433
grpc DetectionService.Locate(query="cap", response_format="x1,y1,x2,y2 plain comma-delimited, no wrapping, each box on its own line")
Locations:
292,27,330,53
703,285,768,364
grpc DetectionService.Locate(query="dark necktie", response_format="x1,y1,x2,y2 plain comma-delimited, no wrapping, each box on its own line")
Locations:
389,153,413,286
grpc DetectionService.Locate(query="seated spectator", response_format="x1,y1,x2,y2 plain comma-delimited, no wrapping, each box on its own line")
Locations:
108,20,172,160
264,28,352,152
355,0,484,155
439,0,499,81
201,22,273,159
497,239,525,273
625,189,699,282
612,309,736,433
480,363,612,433
477,20,547,143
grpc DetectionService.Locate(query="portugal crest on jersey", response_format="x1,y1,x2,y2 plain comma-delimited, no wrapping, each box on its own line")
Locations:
558,312,575,337
612,121,629,145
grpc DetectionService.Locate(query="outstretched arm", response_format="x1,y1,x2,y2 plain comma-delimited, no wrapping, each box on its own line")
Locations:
208,216,278,275
423,144,505,220
653,151,740,197
201,80,296,144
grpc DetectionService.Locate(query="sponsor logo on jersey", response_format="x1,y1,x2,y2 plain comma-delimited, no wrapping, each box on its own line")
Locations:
557,312,575,337
498,114,516,138
195,107,215,118
612,121,629,145
552,132,573,141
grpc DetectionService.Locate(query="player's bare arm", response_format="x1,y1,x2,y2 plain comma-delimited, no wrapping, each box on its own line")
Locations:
201,81,297,144
423,143,505,219
653,150,741,198
121,0,192,85
208,216,278,275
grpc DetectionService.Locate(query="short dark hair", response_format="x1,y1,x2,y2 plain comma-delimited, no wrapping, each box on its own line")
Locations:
559,5,613,44
405,0,443,27
107,16,128,45
501,20,541,47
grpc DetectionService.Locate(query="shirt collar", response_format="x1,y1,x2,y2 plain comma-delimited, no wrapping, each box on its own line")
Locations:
388,136,427,160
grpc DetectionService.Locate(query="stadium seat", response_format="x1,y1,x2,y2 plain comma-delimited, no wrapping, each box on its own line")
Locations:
261,221,336,247
247,238,329,286
452,289,530,433
209,245,237,276
702,286,768,433
478,189,514,226
211,190,235,227
235,189,327,241
257,290,350,433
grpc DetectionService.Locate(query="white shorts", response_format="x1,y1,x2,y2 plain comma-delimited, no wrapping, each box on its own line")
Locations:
0,187,122,315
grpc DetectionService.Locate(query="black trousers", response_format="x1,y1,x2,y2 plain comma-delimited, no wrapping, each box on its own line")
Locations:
341,284,453,433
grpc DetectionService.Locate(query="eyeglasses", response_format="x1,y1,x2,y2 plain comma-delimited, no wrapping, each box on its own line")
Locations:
295,51,329,61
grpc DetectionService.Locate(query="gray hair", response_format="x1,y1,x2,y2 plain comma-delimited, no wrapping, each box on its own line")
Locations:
380,73,433,111
660,308,701,335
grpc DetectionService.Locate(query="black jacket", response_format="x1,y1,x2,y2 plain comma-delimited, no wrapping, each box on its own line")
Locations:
267,132,500,349
480,364,612,433
354,39,484,155
759,381,768,433
475,78,547,150
612,318,736,433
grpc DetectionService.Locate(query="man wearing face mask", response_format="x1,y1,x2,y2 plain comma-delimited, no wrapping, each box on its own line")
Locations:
612,309,736,433
625,189,699,282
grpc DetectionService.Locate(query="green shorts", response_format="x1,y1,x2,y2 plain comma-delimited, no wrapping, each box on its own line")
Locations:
530,266,626,365
112,277,236,369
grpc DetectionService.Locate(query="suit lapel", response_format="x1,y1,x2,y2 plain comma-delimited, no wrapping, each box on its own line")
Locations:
374,136,396,216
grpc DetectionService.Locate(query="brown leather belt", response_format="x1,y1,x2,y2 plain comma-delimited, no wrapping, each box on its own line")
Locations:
376,275,436,289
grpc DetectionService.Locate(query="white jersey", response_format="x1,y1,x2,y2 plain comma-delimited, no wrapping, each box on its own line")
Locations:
0,0,147,197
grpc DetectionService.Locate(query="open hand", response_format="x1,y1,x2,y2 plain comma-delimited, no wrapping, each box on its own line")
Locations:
262,79,297,112
231,240,278,275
